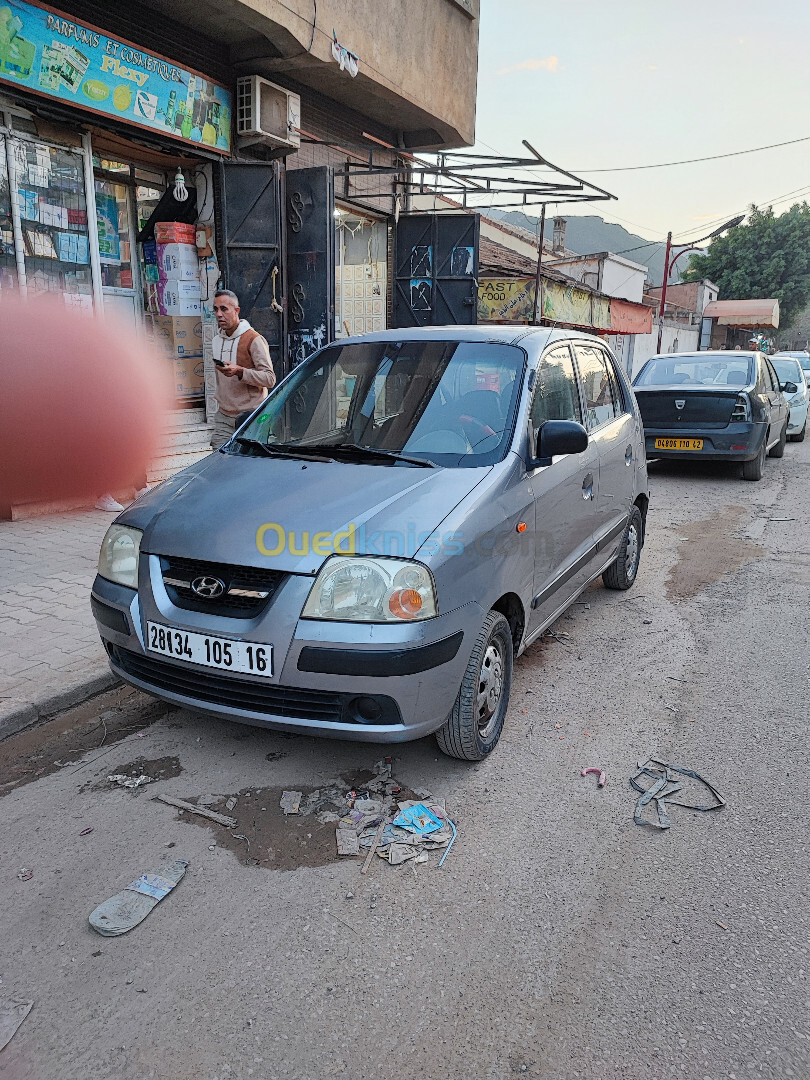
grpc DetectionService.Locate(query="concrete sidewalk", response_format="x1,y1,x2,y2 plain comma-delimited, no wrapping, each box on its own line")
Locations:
0,509,120,737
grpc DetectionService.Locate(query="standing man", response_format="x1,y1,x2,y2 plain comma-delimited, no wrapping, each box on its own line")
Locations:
210,289,276,449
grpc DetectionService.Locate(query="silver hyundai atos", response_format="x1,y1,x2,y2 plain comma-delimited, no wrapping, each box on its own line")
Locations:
92,327,649,760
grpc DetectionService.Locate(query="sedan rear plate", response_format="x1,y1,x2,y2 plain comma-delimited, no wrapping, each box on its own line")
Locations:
654,438,704,450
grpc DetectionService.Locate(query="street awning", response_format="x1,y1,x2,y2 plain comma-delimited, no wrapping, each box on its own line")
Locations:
610,298,653,335
702,299,780,328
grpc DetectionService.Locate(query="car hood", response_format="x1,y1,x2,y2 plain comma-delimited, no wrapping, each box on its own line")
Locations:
123,452,491,574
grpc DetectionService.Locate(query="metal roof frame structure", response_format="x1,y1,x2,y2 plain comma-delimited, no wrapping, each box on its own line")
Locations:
334,139,617,212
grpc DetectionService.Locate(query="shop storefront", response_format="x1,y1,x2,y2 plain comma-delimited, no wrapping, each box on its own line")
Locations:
0,0,231,409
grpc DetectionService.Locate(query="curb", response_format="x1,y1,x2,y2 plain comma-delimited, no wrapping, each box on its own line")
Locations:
0,667,121,741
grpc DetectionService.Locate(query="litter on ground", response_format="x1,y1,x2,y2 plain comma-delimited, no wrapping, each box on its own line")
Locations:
321,760,458,869
89,859,189,937
154,794,237,828
108,773,152,789
0,999,33,1052
630,755,725,829
280,790,302,815
581,767,607,787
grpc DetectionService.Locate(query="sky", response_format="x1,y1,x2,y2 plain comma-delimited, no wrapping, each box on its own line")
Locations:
472,0,810,244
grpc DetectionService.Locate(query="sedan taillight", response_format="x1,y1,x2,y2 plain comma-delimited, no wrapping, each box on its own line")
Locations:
731,393,751,422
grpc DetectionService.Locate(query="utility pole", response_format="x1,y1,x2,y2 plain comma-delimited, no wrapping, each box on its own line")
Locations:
530,204,546,325
656,231,672,354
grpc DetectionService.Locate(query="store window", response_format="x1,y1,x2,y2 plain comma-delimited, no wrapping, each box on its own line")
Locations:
335,207,388,338
3,133,93,309
0,135,17,292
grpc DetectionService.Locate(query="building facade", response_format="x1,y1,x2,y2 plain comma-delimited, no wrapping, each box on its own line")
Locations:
0,0,479,443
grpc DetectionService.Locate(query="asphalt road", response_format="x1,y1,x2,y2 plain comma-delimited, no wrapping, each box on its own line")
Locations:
2,438,809,1080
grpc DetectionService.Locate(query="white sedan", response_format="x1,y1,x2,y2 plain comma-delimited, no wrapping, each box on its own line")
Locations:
771,355,808,442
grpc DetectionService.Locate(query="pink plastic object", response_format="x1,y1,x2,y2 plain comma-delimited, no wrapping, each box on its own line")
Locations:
581,767,607,787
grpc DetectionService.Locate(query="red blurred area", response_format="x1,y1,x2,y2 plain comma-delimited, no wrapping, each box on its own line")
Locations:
0,295,171,510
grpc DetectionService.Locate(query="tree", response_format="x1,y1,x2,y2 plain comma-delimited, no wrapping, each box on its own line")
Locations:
681,202,810,328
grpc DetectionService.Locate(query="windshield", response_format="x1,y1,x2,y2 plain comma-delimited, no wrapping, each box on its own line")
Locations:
634,354,753,388
231,340,526,468
771,358,803,385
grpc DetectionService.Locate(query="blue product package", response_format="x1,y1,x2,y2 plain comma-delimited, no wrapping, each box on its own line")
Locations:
392,803,443,836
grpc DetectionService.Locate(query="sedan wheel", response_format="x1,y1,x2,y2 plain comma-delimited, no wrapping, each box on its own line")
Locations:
742,437,766,481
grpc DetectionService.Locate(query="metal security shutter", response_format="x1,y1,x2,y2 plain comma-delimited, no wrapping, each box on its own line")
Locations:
285,165,334,370
220,161,284,363
394,213,479,327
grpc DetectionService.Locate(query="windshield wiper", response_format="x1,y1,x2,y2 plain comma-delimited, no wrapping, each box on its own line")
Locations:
306,442,437,468
233,437,334,462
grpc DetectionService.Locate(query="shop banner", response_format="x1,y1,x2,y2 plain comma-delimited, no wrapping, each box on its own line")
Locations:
610,297,653,334
542,280,593,327
592,295,611,330
478,277,537,323
0,1,232,153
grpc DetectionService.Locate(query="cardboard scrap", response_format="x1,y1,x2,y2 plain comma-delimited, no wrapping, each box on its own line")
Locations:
280,790,302,815
335,829,360,856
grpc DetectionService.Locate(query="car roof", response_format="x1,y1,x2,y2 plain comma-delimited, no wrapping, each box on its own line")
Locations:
646,350,758,360
334,325,613,354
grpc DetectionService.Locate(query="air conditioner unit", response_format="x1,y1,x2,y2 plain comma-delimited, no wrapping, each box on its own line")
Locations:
236,76,301,151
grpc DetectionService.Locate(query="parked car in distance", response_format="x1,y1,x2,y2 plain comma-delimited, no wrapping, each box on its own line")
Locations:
92,327,649,761
632,350,790,481
773,350,810,387
770,355,808,442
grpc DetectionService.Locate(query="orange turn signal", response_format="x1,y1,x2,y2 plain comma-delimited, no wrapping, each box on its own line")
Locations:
516,521,527,533
389,588,423,619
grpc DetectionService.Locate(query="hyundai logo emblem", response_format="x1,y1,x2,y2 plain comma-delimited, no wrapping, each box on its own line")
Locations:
675,400,685,410
191,575,226,598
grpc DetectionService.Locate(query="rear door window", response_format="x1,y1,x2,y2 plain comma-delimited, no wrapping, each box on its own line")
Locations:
574,344,619,431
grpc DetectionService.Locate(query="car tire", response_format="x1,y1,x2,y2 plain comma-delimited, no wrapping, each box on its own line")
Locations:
435,610,513,761
602,504,643,591
742,438,766,481
769,420,787,458
789,419,806,443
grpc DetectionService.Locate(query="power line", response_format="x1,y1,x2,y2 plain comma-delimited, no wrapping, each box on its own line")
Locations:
573,134,810,174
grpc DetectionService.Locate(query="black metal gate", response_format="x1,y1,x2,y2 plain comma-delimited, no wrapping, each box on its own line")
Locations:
285,166,334,369
220,161,284,366
393,213,479,327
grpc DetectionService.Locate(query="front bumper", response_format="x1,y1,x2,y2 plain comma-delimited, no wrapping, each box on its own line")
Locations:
644,421,765,462
91,572,479,743
787,399,808,434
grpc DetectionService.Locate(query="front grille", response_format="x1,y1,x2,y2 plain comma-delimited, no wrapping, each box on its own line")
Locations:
159,556,285,618
108,644,346,722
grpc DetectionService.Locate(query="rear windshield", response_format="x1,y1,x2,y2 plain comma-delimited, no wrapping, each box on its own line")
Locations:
235,340,526,468
771,358,803,384
635,354,753,388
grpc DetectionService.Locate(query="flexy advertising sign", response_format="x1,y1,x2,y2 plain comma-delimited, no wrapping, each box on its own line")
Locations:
0,1,232,153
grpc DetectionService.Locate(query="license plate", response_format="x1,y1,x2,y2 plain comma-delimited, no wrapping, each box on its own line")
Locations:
654,437,703,450
146,622,273,677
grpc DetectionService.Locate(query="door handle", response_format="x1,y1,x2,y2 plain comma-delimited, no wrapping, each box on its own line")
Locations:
582,473,594,500
625,444,633,465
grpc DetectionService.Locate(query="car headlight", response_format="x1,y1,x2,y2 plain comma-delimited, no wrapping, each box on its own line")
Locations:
97,525,142,589
301,556,438,622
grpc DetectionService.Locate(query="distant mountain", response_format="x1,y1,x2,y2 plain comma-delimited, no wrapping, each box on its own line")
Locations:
488,210,676,286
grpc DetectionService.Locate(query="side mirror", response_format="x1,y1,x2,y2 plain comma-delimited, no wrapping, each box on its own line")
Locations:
532,420,589,467
781,381,798,394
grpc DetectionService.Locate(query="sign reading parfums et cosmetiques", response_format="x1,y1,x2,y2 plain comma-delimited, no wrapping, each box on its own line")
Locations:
0,1,232,153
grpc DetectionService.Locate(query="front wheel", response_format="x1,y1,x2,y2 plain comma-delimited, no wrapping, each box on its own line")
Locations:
789,418,806,443
602,505,643,591
436,611,513,761
742,438,766,481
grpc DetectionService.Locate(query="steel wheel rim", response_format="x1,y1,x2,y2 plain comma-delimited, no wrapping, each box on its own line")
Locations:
477,639,504,739
625,523,640,581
